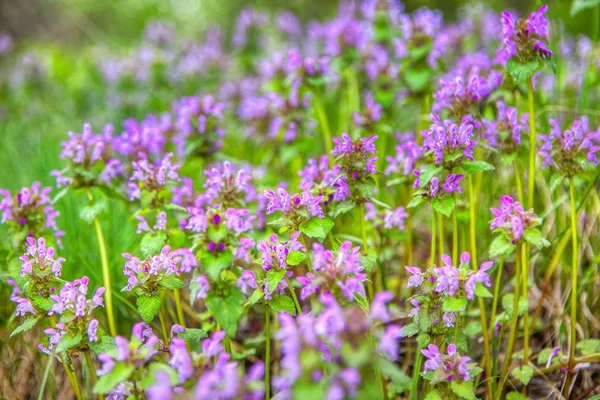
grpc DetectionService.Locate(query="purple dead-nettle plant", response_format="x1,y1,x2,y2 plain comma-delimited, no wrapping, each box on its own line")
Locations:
331,133,378,202
397,8,447,68
267,79,316,143
113,114,171,159
482,101,529,154
122,245,186,295
255,233,305,298
264,187,325,231
353,92,382,131
421,343,479,387
171,95,225,159
40,275,105,355
423,114,477,169
127,152,181,207
365,202,409,232
297,155,348,208
0,182,64,245
51,123,122,189
499,5,552,64
403,252,493,339
385,133,422,178
489,195,547,256
273,291,401,399
296,241,367,301
539,116,600,176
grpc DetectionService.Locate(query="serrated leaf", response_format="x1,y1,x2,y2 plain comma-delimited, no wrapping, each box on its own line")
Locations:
462,160,495,173
360,248,377,273
502,294,529,317
417,333,431,348
164,203,187,212
404,66,433,93
10,317,38,338
490,235,515,257
201,250,233,281
450,381,477,400
443,296,467,312
299,216,334,242
160,275,184,290
286,250,306,266
432,197,455,217
576,339,600,355
140,190,157,209
137,295,161,323
507,58,541,85
245,288,265,306
407,194,425,209
500,152,518,166
401,322,419,337
268,295,297,315
511,365,534,385
94,362,135,394
424,391,443,400
418,165,444,188
266,269,287,294
56,332,83,352
140,231,167,258
79,202,107,224
205,288,244,337
31,296,54,312
179,328,208,342
507,392,531,400
474,283,493,298
331,200,355,217
523,228,547,250
89,336,116,355
139,363,179,389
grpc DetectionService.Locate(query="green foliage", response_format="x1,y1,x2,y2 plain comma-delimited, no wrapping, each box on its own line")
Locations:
140,231,167,258
137,295,161,323
299,216,334,242
443,296,467,312
576,339,600,355
10,317,39,338
160,275,185,290
450,381,477,400
94,362,136,394
462,161,495,174
56,332,83,352
286,250,307,266
432,197,455,217
489,235,515,257
268,295,297,315
79,201,107,224
201,250,233,280
506,58,542,85
205,288,244,337
511,365,534,385
179,328,209,342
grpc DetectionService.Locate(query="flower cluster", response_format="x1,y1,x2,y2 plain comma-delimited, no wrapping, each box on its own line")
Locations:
128,152,181,204
422,343,476,385
482,101,529,151
365,203,409,231
490,195,541,244
499,6,552,63
423,114,476,168
122,245,185,293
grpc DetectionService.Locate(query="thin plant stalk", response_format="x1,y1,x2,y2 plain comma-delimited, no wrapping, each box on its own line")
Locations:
84,350,103,400
452,194,458,263
173,289,186,327
299,234,313,272
497,244,522,399
62,357,84,400
37,354,54,400
158,292,170,344
360,203,375,302
438,212,445,260
409,349,424,400
265,308,271,400
527,78,536,210
565,177,579,393
514,161,525,205
86,189,116,337
312,94,333,162
285,276,302,315
469,175,493,398
522,245,530,368
430,208,436,266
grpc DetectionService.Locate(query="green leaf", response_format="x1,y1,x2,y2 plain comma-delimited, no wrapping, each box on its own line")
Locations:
299,216,334,242
245,288,265,306
286,250,307,266
357,177,376,198
89,336,116,355
507,392,531,400
137,295,161,323
31,296,54,312
178,328,208,342
268,295,297,315
407,194,425,209
417,333,431,348
360,248,378,273
94,362,135,394
500,152,518,166
331,200,355,217
404,66,433,93
443,296,468,312
164,203,187,212
576,339,600,355
201,250,233,281
450,381,477,400
523,228,548,250
571,0,600,17
506,57,541,85
462,160,495,174
56,332,83,352
159,275,184,290
490,235,515,257
424,391,443,400
511,365,534,385
140,231,167,258
205,288,244,337
10,317,39,338
266,269,288,294
432,197,455,217
502,294,529,317
474,283,493,298
418,165,444,188
79,201,107,224
402,322,419,337
139,363,179,389
140,190,157,209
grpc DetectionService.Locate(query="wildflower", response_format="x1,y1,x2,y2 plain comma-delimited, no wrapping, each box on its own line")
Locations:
499,6,552,64
422,344,474,384
423,114,476,168
128,152,181,202
256,232,305,271
490,195,541,244
122,245,185,293
170,337,193,383
482,101,529,150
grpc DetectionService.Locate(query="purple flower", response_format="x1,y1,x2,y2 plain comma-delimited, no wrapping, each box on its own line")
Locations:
122,245,186,293
406,266,424,288
482,101,529,149
128,153,180,201
423,114,477,168
490,195,540,243
499,6,552,64
88,319,99,342
172,95,225,157
422,343,473,384
379,325,403,360
147,370,174,400
170,337,193,383
236,270,258,295
257,232,305,272
385,138,422,176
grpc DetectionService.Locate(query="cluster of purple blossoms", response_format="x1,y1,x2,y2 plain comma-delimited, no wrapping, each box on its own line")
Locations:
297,156,348,203
232,8,269,48
490,195,541,244
365,203,409,231
296,241,366,301
385,135,422,177
122,245,185,293
332,133,378,176
413,171,465,199
257,232,305,271
128,152,181,202
19,236,65,279
135,211,167,235
423,114,476,168
499,6,552,64
0,182,63,242
422,343,475,384
274,291,401,399
539,117,600,175
352,92,382,129
51,123,122,188
172,95,225,158
268,80,315,143
113,114,171,159
200,161,258,208
482,101,529,150
264,188,324,221
39,276,105,355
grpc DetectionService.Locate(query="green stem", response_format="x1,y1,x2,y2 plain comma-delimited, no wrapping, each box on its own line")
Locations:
173,289,186,328
38,355,54,400
86,189,116,337
360,204,375,303
497,244,522,400
438,212,445,260
489,256,505,394
452,193,458,263
527,78,536,210
522,243,530,368
469,175,493,398
84,350,103,400
565,177,579,393
285,276,302,315
313,94,333,162
409,349,424,400
514,161,524,205
265,308,271,400
430,208,436,266
299,234,313,272
62,357,84,400
158,292,169,344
